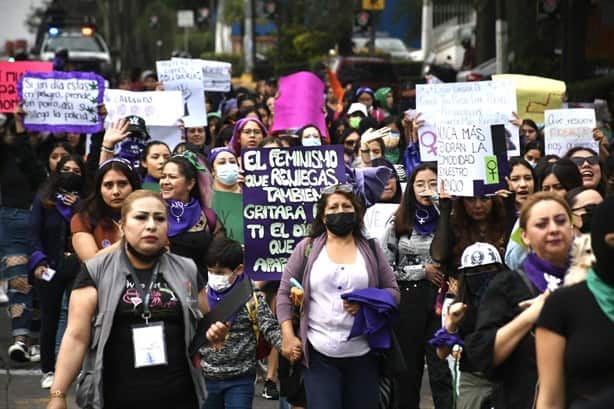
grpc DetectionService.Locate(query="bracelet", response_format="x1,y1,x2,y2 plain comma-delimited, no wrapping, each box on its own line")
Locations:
49,390,66,399
101,145,114,153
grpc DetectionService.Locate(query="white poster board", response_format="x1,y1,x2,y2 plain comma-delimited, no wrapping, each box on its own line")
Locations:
103,89,183,126
156,59,207,127
364,203,398,241
173,57,231,92
544,108,597,157
416,80,519,159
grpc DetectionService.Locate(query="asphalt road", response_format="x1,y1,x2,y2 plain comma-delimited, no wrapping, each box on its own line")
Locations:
0,305,435,409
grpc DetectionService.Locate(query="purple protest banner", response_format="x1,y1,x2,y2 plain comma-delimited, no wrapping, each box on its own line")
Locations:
242,145,346,281
18,71,105,133
270,71,328,141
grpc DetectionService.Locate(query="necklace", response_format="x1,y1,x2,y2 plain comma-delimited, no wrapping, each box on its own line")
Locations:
169,201,185,222
416,208,430,224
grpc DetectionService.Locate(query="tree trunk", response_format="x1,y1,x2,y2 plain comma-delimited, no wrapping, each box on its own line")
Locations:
475,0,496,65
560,0,589,82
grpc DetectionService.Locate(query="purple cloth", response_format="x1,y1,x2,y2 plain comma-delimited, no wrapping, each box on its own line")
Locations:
521,252,568,293
208,146,235,164
166,198,202,237
341,287,399,350
228,117,268,155
413,203,438,236
55,193,79,222
345,165,393,208
27,250,48,272
428,327,464,348
403,138,422,176
206,273,246,324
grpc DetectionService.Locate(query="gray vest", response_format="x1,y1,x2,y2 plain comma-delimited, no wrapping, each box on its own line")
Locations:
75,248,207,409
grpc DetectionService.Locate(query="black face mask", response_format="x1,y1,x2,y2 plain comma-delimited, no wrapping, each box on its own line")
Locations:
580,209,594,234
57,172,83,192
325,212,356,237
125,240,165,264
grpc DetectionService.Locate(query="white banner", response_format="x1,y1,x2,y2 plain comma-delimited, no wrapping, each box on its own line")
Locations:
544,108,597,157
364,203,398,241
157,59,207,127
103,89,183,126
172,57,232,92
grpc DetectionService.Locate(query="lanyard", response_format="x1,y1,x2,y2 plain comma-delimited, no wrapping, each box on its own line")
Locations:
130,269,159,325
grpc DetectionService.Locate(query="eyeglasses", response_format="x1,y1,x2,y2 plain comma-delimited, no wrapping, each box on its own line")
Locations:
320,183,354,195
572,203,598,213
241,128,263,136
570,155,599,166
344,139,358,147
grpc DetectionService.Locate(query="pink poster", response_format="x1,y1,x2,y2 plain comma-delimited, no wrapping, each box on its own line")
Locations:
0,61,53,113
271,71,327,140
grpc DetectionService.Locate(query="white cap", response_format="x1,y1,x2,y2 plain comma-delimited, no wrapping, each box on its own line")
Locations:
347,102,368,117
460,242,502,269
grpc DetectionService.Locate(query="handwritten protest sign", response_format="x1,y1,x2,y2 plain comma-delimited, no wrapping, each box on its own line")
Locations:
493,74,565,124
0,61,52,113
416,80,519,158
172,57,232,92
242,146,346,280
364,203,398,241
18,71,104,133
156,59,207,127
544,108,597,157
271,71,328,140
103,89,183,126
436,124,509,197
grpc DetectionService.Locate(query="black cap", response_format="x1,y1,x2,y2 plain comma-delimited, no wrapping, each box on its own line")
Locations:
124,115,149,139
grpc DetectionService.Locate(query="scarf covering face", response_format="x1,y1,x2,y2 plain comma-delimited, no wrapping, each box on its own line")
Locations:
206,273,245,324
413,202,439,236
521,252,568,293
586,268,614,322
166,198,202,237
55,192,79,222
590,196,614,286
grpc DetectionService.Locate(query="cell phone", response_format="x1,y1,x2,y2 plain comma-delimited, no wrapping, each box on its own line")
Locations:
42,267,56,282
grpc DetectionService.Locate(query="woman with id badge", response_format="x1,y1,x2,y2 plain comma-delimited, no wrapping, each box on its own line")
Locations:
47,190,228,409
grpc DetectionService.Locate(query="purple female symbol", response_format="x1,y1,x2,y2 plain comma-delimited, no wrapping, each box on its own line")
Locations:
420,131,438,155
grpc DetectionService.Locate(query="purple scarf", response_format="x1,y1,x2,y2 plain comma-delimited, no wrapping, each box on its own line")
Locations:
55,193,79,222
521,252,568,293
206,273,246,324
166,198,202,237
414,203,438,236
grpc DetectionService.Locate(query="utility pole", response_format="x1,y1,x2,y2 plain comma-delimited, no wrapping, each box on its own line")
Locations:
243,0,254,74
421,0,433,61
495,0,508,73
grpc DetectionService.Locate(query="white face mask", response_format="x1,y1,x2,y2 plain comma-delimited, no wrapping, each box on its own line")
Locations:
302,137,322,147
216,163,240,185
208,272,235,292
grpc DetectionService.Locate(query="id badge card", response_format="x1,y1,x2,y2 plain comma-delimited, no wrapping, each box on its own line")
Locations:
132,321,168,368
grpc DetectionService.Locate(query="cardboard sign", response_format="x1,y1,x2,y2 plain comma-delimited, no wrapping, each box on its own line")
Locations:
417,80,519,158
103,89,184,126
364,203,398,241
544,108,597,157
493,74,566,124
242,146,346,280
156,59,207,127
271,71,328,140
436,124,509,197
172,57,232,92
18,71,104,133
0,61,52,113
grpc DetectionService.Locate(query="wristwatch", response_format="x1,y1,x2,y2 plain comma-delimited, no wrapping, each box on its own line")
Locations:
49,390,66,399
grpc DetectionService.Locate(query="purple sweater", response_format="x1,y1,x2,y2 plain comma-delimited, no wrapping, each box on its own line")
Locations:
276,234,400,366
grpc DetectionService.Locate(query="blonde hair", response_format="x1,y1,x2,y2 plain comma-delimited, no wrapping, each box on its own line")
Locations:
518,191,572,230
120,190,167,222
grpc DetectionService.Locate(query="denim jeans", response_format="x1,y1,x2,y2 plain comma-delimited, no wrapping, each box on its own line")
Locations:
0,207,33,337
303,345,380,409
203,375,255,409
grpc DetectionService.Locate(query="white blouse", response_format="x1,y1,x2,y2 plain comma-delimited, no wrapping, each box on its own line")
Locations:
307,246,370,358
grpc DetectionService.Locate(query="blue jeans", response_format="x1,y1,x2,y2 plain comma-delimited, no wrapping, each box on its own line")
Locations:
0,207,33,337
203,375,255,409
303,345,379,409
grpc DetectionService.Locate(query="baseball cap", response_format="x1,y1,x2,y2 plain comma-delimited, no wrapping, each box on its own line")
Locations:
124,115,150,139
347,102,368,117
460,242,502,270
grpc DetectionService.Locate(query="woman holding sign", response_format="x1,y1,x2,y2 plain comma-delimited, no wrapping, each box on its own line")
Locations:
277,185,399,409
46,190,229,409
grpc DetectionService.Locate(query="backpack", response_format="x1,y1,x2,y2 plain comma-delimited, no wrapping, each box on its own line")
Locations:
245,293,273,361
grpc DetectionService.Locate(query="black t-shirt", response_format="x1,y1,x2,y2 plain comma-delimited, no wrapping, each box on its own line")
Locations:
168,214,212,281
537,282,614,403
74,265,203,409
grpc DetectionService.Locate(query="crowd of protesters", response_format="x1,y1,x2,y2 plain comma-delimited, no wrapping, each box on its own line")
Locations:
0,59,613,409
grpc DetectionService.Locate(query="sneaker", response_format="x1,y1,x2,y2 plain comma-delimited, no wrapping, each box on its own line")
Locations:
41,372,54,389
8,340,29,362
261,378,279,400
0,281,8,304
29,344,41,363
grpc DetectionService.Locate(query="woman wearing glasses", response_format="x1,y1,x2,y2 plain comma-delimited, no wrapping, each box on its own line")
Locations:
277,184,399,409
564,187,603,236
229,117,268,156
564,147,607,196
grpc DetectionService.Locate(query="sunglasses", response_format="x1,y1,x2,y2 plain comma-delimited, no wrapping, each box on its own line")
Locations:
570,155,599,166
320,183,353,195
572,203,598,213
344,139,358,146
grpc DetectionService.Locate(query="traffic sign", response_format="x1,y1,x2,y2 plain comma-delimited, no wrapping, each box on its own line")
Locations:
177,10,195,28
362,0,385,11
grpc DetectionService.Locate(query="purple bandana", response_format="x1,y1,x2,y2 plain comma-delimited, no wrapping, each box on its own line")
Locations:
55,193,79,222
166,198,202,237
207,273,246,324
414,203,439,236
521,252,568,293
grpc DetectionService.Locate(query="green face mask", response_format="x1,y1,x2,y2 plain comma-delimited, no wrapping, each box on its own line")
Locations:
384,147,400,164
349,117,362,129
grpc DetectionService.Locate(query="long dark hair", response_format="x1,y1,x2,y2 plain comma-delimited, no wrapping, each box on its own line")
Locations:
509,157,537,185
394,163,437,237
139,140,170,178
309,189,365,239
535,158,583,192
39,154,87,207
77,160,141,228
564,146,607,196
